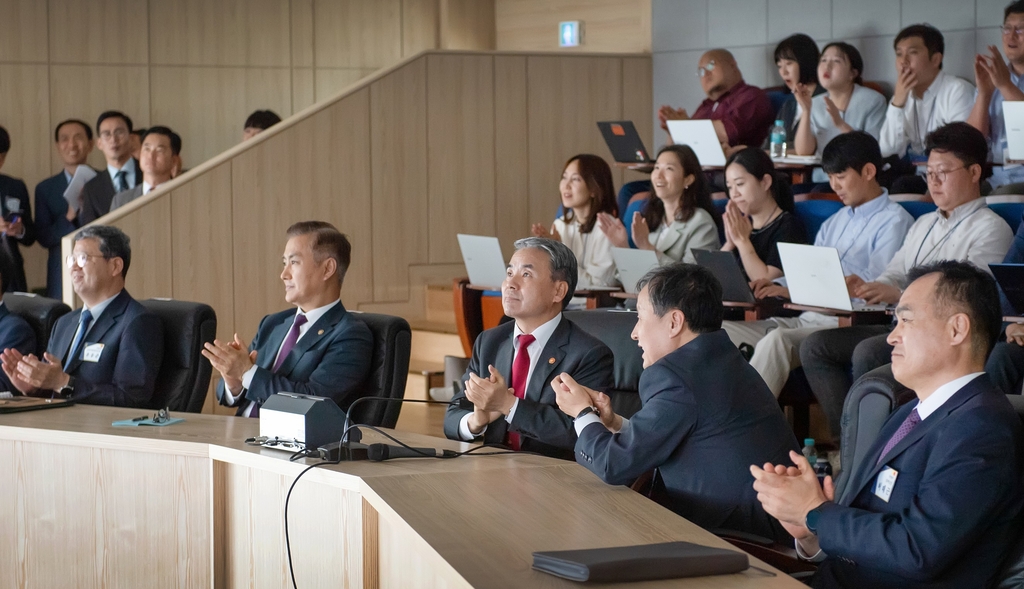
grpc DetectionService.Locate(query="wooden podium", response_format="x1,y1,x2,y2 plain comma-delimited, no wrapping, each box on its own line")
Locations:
0,405,802,588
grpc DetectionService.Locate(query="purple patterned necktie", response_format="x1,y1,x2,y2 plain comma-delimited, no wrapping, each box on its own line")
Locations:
876,408,921,466
272,314,307,373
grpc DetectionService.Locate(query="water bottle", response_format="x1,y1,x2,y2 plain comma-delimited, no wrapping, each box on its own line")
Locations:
769,119,787,158
801,438,818,466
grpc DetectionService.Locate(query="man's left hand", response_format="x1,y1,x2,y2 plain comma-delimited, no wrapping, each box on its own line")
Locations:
751,450,833,530
202,333,255,385
853,281,902,305
15,352,70,391
552,372,596,418
1007,322,1024,346
464,365,515,414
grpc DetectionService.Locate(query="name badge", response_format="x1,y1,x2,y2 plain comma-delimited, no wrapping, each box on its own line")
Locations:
872,467,899,503
82,343,104,362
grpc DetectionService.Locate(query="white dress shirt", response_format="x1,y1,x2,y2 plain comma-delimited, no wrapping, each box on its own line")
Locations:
457,313,563,441
68,291,120,348
107,158,137,189
879,71,975,158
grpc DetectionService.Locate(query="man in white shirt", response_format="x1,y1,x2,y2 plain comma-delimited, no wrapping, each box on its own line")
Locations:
801,122,1015,442
443,237,613,459
79,111,140,224
108,126,180,212
880,25,974,194
205,221,373,417
752,260,1023,588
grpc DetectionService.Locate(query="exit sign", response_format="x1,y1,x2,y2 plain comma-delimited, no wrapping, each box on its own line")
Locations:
559,21,583,47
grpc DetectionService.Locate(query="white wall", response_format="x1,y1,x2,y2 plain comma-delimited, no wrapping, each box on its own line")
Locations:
652,0,1010,140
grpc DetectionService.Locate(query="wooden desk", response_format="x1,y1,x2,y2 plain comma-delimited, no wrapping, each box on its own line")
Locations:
783,303,892,327
0,405,802,589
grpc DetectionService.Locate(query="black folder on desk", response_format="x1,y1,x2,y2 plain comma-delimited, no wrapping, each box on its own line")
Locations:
532,540,749,582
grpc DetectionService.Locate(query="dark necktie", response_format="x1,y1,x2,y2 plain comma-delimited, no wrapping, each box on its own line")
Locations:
64,309,94,372
876,408,921,466
273,314,308,373
114,170,128,193
507,333,535,451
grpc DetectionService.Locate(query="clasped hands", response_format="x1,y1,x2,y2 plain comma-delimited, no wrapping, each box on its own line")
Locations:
551,372,622,433
201,335,257,395
463,365,516,434
0,349,70,394
751,450,835,556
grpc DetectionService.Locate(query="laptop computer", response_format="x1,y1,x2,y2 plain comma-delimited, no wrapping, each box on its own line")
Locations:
991,264,1024,314
457,234,506,289
597,121,654,164
665,119,727,167
1004,102,1024,161
692,249,755,303
777,243,889,312
611,247,659,294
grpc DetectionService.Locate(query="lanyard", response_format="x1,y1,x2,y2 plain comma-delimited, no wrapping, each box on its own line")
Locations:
911,207,982,268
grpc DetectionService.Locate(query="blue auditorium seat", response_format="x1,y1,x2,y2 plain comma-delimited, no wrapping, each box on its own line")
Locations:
794,199,843,242
898,200,937,219
989,202,1024,231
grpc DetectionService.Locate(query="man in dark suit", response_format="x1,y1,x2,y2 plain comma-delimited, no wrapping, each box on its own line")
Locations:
79,111,140,225
987,213,1024,395
34,119,95,299
444,237,613,459
0,269,37,392
204,221,372,417
109,126,180,212
0,226,164,407
0,125,37,293
553,263,799,540
752,260,1024,588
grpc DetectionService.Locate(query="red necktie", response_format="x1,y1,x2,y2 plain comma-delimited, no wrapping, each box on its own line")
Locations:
507,333,535,451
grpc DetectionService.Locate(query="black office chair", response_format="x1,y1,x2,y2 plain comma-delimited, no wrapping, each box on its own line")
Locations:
564,309,644,418
138,299,217,413
3,292,71,355
347,312,411,428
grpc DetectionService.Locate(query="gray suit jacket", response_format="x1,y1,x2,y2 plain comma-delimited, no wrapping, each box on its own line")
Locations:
109,184,144,213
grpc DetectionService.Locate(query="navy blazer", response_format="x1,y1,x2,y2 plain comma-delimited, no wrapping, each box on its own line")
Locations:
0,173,37,292
444,315,614,459
79,160,140,226
34,171,80,299
216,302,373,415
48,290,164,408
812,374,1024,589
0,303,36,392
575,329,800,541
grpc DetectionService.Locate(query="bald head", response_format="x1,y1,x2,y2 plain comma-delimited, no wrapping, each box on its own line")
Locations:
698,49,743,100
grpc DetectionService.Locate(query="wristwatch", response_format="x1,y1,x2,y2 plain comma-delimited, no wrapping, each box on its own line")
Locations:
575,406,597,421
58,376,75,397
805,504,825,534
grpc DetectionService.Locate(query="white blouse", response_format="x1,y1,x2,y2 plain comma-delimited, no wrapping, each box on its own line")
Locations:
553,216,618,288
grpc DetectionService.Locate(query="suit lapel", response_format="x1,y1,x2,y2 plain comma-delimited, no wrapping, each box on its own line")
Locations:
65,292,129,373
526,317,569,402
260,320,291,370
275,303,346,375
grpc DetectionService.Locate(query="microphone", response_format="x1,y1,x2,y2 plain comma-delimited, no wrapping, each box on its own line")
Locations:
367,443,458,461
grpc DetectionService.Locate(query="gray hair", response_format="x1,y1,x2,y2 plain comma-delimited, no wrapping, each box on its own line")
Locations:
73,225,132,278
513,237,577,309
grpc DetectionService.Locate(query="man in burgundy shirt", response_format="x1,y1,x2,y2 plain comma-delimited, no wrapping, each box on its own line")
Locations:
659,49,775,151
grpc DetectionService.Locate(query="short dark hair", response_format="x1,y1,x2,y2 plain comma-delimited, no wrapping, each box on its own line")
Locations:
1006,1,1024,21
143,126,181,156
725,147,795,213
925,122,991,181
636,263,723,333
821,131,883,175
0,126,9,155
73,225,132,278
244,110,282,131
513,237,578,309
54,119,93,143
644,144,723,234
286,221,352,285
894,24,945,69
131,128,147,139
906,260,1003,359
774,34,820,86
821,42,864,84
96,111,133,134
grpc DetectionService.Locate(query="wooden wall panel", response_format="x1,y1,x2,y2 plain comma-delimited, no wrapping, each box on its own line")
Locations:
440,0,496,50
370,59,428,301
149,0,291,67
493,56,530,255
0,65,51,191
314,68,376,102
150,67,292,168
495,0,651,53
426,54,495,264
48,65,151,173
314,0,403,68
0,0,48,62
291,0,315,67
293,68,316,112
621,55,656,186
111,198,173,299
526,56,623,225
48,0,149,64
402,0,440,57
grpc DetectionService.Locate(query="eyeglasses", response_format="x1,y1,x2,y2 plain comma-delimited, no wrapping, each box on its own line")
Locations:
695,60,716,78
99,129,128,140
130,407,171,423
925,166,966,184
1002,25,1024,37
65,252,107,268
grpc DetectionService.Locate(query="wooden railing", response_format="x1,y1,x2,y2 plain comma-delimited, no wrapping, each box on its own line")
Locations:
62,49,651,411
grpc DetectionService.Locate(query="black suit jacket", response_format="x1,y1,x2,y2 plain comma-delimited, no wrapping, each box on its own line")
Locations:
810,374,1024,589
575,329,800,541
444,315,614,459
0,173,37,292
48,289,164,408
0,303,36,392
34,171,81,299
79,159,140,225
216,302,374,415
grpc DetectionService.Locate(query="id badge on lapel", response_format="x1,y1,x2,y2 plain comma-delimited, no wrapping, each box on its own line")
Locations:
872,467,899,503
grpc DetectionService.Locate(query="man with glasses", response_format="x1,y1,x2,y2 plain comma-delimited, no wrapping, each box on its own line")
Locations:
79,111,141,225
968,0,1024,194
800,122,1014,439
0,225,163,407
109,127,181,212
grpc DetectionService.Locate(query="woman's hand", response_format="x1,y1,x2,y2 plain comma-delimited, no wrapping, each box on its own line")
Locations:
597,212,628,248
723,200,752,245
630,211,653,250
824,96,853,133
